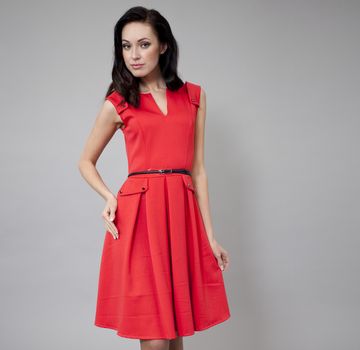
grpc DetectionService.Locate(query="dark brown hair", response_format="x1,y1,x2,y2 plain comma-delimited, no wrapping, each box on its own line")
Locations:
105,6,184,107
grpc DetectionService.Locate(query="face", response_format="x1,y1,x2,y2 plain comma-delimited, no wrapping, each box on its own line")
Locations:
121,21,167,78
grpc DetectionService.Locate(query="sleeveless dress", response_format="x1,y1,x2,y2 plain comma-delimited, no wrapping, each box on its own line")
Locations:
94,81,231,340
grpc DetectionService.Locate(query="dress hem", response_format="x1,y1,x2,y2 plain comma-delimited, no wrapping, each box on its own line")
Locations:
94,312,231,340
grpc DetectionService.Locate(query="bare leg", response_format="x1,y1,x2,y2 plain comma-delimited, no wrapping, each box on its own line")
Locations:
139,339,170,350
169,336,184,350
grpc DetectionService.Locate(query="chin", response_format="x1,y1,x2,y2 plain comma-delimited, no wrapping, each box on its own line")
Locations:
128,68,145,76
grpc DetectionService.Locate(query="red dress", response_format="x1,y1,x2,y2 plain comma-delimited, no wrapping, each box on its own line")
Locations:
94,81,231,339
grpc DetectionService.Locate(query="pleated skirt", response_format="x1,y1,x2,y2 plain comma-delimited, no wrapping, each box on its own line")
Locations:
94,173,231,339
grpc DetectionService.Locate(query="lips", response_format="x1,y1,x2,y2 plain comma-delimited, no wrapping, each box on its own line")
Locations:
132,64,143,68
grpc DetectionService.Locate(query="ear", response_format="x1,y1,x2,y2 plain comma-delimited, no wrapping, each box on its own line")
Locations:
160,43,168,54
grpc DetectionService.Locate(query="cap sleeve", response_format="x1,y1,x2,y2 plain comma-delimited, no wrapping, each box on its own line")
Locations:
106,90,129,124
186,81,201,108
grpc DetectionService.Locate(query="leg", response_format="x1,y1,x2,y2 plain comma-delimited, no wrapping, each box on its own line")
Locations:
139,339,170,350
169,336,183,350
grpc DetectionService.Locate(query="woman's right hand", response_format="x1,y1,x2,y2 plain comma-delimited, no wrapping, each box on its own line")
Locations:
102,194,119,239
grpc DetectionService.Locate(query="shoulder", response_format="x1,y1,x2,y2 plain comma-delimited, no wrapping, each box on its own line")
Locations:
103,90,129,126
185,81,206,108
104,90,129,115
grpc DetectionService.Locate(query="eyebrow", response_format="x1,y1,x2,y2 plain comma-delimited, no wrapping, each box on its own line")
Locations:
122,37,151,42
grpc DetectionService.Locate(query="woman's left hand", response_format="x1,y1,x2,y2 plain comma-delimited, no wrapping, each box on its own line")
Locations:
209,238,230,271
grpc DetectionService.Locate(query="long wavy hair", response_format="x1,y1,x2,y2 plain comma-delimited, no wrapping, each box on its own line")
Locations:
105,6,184,107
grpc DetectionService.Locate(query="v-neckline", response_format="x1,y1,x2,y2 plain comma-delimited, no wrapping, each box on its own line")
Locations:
141,88,169,117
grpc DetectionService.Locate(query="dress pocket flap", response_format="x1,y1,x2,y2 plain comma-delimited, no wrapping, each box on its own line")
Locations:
182,175,195,192
118,178,149,195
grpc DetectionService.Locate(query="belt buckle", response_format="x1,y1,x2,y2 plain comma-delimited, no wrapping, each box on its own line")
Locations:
158,169,173,174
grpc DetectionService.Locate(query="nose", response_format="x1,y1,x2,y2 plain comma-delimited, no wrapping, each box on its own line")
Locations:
131,46,140,60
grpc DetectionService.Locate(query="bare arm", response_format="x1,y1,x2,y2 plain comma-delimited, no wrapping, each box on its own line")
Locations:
191,88,216,243
192,87,229,271
78,100,124,201
77,99,125,240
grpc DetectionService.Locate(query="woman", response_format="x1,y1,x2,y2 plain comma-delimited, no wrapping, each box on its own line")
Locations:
78,6,231,350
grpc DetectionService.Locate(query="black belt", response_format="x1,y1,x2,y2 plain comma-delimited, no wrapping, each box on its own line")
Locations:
128,168,191,177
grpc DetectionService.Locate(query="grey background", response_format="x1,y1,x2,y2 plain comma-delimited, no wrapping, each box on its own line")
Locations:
1,0,359,349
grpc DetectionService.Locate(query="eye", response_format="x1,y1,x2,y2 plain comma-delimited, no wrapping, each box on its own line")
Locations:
122,44,130,50
141,42,150,48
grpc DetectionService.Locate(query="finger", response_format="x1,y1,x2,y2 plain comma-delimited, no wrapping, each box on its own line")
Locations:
104,220,118,239
109,222,119,237
220,251,229,270
102,210,111,221
103,205,114,219
105,217,118,234
109,207,116,222
106,207,113,221
222,253,229,271
221,251,229,262
103,214,119,234
104,221,116,239
215,254,224,271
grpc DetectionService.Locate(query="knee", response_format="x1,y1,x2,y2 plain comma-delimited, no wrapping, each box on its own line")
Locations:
140,338,169,350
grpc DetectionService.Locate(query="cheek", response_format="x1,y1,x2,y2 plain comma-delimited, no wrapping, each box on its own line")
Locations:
144,48,160,65
122,51,131,63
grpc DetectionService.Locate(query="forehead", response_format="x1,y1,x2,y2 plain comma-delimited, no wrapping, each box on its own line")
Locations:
122,22,156,41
